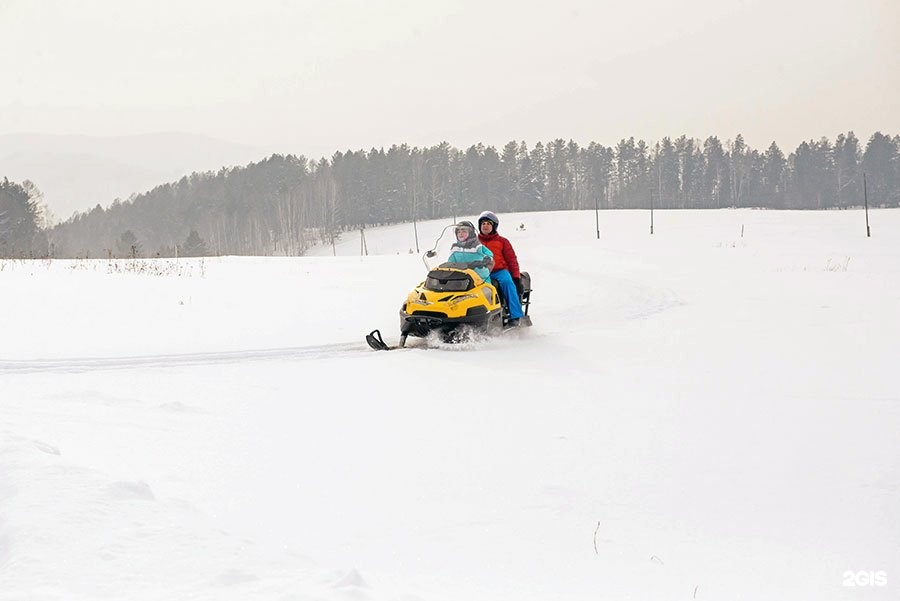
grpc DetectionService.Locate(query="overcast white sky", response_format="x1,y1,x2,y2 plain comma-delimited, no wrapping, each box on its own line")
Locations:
2,0,898,155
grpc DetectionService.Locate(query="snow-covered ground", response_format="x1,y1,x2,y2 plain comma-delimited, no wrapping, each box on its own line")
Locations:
2,209,898,600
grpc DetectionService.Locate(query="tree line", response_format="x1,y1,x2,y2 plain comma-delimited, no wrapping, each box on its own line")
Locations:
1,130,898,258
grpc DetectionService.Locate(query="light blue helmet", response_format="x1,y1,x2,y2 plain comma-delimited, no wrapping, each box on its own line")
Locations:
478,210,499,231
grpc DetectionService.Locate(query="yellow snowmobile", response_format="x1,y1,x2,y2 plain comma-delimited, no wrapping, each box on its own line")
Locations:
366,244,532,350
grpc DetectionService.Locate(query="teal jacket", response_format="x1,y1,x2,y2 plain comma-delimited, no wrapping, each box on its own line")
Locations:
448,243,494,282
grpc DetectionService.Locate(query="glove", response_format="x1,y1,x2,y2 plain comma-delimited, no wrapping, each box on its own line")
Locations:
467,259,488,269
513,277,524,297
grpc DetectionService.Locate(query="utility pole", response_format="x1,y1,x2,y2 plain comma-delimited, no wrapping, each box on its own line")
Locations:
863,172,871,237
409,181,420,253
657,147,662,212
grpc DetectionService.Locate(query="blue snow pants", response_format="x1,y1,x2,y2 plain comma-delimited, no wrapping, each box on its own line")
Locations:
491,269,523,319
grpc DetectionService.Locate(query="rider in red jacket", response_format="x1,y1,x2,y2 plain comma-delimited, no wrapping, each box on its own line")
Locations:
477,211,524,324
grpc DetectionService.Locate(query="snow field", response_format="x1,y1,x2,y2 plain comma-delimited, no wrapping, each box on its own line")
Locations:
2,208,898,600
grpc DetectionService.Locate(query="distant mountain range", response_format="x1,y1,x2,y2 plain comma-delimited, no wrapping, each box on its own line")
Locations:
0,133,268,220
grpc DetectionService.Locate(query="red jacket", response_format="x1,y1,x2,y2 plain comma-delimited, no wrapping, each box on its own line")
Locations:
478,232,520,278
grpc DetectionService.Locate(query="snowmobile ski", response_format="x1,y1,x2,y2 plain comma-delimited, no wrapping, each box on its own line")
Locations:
366,329,391,351
365,329,409,351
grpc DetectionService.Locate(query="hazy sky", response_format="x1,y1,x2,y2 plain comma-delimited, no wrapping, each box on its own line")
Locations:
2,0,898,156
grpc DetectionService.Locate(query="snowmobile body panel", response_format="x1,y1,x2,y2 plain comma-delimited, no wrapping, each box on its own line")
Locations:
399,267,503,339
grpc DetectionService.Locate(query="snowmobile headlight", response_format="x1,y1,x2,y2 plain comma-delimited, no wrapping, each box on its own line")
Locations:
481,286,493,302
447,294,477,306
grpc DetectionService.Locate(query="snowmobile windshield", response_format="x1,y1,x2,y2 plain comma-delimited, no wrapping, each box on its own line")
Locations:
425,269,475,292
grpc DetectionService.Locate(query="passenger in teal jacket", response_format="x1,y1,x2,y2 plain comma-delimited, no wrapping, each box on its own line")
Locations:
446,220,494,282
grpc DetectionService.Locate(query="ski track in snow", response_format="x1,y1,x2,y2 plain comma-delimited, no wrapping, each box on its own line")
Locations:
526,256,686,330
0,342,371,374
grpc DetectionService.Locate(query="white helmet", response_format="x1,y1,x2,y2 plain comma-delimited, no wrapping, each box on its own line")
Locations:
478,210,499,231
